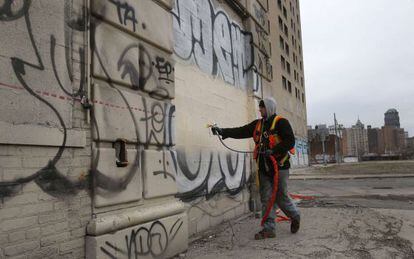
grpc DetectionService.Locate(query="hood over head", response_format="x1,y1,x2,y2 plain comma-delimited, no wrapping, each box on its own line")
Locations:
262,97,277,119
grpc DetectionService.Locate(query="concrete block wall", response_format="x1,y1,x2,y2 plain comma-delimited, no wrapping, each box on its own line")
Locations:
86,0,188,258
0,0,91,258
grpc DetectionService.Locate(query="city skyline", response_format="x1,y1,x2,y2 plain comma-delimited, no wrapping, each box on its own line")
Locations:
301,0,414,136
308,108,409,133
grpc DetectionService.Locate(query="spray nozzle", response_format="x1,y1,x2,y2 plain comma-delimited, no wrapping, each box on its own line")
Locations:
206,123,218,128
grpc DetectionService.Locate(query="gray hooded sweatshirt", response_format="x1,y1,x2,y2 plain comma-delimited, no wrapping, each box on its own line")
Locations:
262,97,277,120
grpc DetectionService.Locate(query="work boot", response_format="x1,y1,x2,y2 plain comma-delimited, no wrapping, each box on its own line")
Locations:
291,216,300,234
254,229,275,240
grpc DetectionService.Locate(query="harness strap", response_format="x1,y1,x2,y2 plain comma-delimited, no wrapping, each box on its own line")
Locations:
270,115,282,131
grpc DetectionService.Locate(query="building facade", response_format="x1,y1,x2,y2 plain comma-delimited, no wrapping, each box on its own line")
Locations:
307,125,340,164
381,126,406,155
308,134,337,164
342,119,369,158
406,137,414,159
0,0,307,258
384,108,400,128
270,0,308,166
367,126,383,155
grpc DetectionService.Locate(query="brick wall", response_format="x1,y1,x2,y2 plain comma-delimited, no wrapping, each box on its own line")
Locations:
0,0,91,258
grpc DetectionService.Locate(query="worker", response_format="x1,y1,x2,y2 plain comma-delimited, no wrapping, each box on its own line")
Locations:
211,97,300,239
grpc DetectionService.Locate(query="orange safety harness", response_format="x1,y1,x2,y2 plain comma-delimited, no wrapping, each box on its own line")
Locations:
253,116,295,226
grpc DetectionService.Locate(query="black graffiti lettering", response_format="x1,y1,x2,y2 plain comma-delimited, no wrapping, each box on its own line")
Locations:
118,44,141,89
252,71,262,96
153,152,176,181
117,43,153,91
91,17,177,193
100,241,124,259
138,44,152,89
169,218,184,241
175,150,248,201
213,11,233,85
0,0,256,206
154,56,173,84
100,220,182,258
51,35,85,97
150,103,165,133
108,0,137,32
66,4,88,31
126,227,150,257
0,0,31,21
0,4,87,199
140,98,170,145
148,221,168,257
173,0,253,88
91,29,141,192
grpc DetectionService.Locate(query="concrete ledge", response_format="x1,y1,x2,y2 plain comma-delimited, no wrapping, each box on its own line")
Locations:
0,121,86,147
86,212,188,259
87,201,185,236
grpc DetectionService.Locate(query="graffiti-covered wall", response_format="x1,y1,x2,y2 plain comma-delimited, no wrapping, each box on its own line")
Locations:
0,0,307,258
172,0,270,235
86,0,189,258
173,0,253,88
0,0,91,258
291,138,309,167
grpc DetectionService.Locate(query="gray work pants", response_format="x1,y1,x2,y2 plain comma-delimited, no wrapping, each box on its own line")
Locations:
259,169,300,231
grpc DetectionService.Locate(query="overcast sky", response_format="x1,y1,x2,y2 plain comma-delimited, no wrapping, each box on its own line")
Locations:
300,0,414,136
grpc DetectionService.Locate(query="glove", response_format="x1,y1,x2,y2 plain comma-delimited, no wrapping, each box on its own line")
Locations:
264,149,274,157
211,126,223,136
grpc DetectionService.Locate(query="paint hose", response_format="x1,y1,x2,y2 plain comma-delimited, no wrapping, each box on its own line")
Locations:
215,136,283,226
207,123,262,154
260,155,280,226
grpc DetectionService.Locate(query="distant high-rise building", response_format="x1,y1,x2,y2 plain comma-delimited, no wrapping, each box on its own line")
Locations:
381,126,406,154
342,119,368,158
380,109,406,154
367,125,382,155
407,137,414,149
384,108,400,128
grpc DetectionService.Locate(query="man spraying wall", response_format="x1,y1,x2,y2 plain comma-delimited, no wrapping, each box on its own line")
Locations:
211,97,300,239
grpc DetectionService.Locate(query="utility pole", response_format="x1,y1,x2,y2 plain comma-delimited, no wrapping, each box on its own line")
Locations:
334,113,340,164
322,137,327,166
319,129,327,166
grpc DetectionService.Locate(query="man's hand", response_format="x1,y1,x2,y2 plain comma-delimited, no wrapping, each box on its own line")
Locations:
211,126,223,136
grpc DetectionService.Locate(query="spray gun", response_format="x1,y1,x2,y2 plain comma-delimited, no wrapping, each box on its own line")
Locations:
207,123,255,154
206,123,220,135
